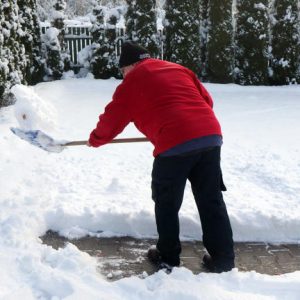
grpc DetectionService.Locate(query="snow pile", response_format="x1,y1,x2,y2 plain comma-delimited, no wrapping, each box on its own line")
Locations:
1,78,300,299
11,84,57,131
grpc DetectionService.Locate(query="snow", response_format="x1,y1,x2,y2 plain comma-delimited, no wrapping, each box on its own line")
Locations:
77,46,93,69
254,3,267,10
64,19,92,27
11,84,57,131
43,27,61,51
51,10,66,21
1,78,300,299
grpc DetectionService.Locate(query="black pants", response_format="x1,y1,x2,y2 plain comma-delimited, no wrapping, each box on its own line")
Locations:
151,146,234,266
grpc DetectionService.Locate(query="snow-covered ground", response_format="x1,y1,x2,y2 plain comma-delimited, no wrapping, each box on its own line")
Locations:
0,78,299,299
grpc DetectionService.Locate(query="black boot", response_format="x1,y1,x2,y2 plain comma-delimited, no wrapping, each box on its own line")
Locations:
202,254,234,273
147,248,173,274
147,247,161,264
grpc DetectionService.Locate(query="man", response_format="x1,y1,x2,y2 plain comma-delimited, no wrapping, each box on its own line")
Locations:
88,41,235,273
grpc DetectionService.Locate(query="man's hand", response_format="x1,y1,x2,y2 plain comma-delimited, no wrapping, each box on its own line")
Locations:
86,141,91,147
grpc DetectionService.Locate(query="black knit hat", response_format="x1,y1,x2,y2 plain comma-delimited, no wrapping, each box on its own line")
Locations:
119,41,150,68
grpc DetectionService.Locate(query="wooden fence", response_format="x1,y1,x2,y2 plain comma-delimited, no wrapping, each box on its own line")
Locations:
41,25,125,65
64,26,93,65
41,25,164,67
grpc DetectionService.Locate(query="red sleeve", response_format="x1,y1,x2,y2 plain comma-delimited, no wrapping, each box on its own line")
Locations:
89,84,132,147
189,70,214,108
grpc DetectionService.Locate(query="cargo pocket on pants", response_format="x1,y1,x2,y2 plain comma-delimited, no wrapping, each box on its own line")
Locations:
151,181,173,203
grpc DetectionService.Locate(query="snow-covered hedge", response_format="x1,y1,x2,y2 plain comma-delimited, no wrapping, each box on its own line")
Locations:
270,0,300,84
164,0,201,75
125,0,159,58
234,0,270,85
0,0,43,106
204,0,234,83
89,5,122,79
1,0,300,105
42,0,71,81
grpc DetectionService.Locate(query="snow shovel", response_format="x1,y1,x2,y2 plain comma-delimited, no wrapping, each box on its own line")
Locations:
10,127,148,153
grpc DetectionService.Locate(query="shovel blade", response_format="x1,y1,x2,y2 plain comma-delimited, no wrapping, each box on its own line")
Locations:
10,127,65,153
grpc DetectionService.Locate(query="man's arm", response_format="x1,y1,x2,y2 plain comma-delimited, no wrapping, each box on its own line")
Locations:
89,87,132,147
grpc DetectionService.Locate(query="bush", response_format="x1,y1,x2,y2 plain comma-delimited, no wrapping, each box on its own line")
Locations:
125,0,159,57
234,0,270,85
270,0,300,84
164,0,201,75
205,0,234,83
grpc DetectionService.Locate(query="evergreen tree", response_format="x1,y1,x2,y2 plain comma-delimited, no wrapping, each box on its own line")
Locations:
205,0,233,83
65,0,95,18
124,0,136,39
43,0,70,80
164,0,201,75
270,0,300,84
53,0,71,71
234,0,269,85
42,27,63,79
52,0,66,31
36,0,55,22
0,0,25,105
125,0,159,57
90,6,111,79
89,5,123,79
17,0,44,85
199,0,209,79
0,2,8,103
0,63,8,105
106,12,121,78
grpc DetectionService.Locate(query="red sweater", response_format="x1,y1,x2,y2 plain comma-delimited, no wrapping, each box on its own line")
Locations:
89,59,222,157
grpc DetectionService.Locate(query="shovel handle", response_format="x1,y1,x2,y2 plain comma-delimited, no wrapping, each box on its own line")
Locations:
64,137,149,146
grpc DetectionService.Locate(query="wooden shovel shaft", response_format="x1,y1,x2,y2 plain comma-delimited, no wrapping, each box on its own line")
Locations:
64,137,149,146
